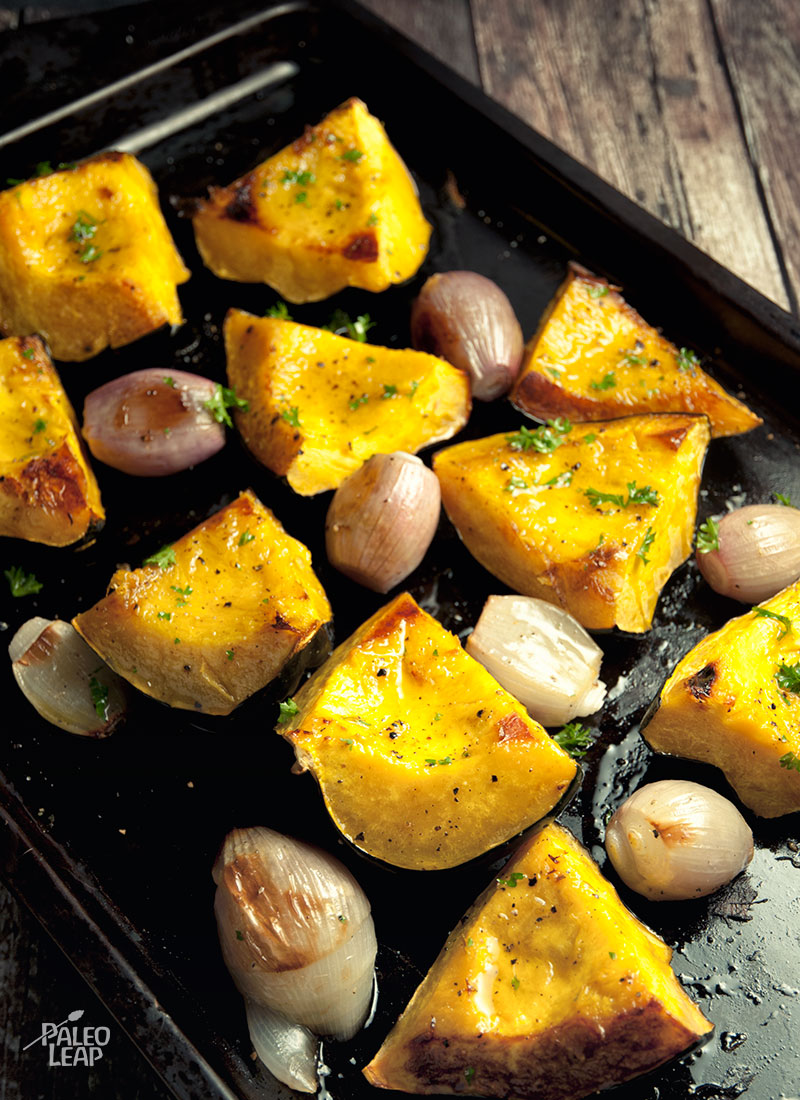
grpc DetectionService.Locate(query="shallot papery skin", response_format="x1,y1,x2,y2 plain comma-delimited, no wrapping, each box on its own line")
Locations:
9,617,126,736
410,271,523,401
605,780,753,901
696,504,800,603
325,452,440,592
82,368,225,476
212,825,377,1088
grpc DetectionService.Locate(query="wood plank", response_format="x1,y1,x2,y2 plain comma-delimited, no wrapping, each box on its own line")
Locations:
357,0,480,85
470,0,789,310
710,0,800,313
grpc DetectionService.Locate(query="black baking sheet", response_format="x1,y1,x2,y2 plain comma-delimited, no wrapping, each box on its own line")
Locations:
1,2,799,1099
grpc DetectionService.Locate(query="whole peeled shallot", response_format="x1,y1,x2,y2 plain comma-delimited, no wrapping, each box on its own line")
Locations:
82,368,236,476
605,780,753,901
212,826,377,1092
696,504,800,603
410,271,523,401
326,452,440,592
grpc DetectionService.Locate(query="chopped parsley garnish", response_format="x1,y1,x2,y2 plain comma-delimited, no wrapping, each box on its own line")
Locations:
506,417,571,453
143,544,176,569
338,914,348,922
425,756,452,767
78,243,102,264
349,394,369,410
335,198,344,210
238,530,255,546
381,384,398,400
775,662,800,694
163,376,175,387
623,353,647,366
496,871,526,888
4,566,42,597
583,433,597,443
278,698,300,725
753,607,792,638
637,526,655,564
433,712,442,721
340,148,364,163
677,347,700,371
226,649,234,660
696,516,720,554
324,309,375,342
503,476,529,492
204,383,249,427
282,169,315,186
553,721,596,758
464,1068,476,1085
588,284,609,299
171,584,192,596
34,160,74,176
340,738,354,749
68,210,98,243
775,492,793,507
409,380,420,397
157,611,172,620
33,418,46,433
544,470,572,488
589,371,617,391
281,405,301,428
266,300,292,320
295,191,308,204
511,976,521,990
89,676,109,719
235,929,244,941
780,752,800,772
21,347,35,360
367,212,378,226
585,482,659,510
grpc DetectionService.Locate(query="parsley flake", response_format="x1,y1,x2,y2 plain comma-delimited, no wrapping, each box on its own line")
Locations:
696,516,720,554
204,384,249,428
89,676,109,720
163,376,175,387
33,418,47,433
753,607,792,638
775,492,793,507
349,394,369,410
589,371,617,391
775,662,800,694
278,698,300,725
497,871,526,888
588,284,609,299
677,347,700,371
79,242,102,264
381,384,398,400
324,308,375,342
235,930,244,941
585,482,659,510
143,544,176,569
503,476,529,493
464,1068,476,1085
511,976,521,990
780,752,800,772
281,405,301,428
68,210,98,243
238,530,255,546
340,148,364,163
21,347,35,360
4,566,42,597
637,526,655,564
506,418,571,453
266,300,292,320
157,611,172,621
553,721,596,758
226,649,235,660
544,470,572,488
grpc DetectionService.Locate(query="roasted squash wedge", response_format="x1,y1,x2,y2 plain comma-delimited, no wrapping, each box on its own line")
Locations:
511,264,761,439
277,593,577,870
225,309,470,495
364,822,711,1100
0,334,104,544
643,579,800,817
0,153,189,362
192,97,431,302
434,413,710,633
72,490,331,715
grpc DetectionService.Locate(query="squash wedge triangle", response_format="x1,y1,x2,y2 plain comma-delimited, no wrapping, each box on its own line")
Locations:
643,578,800,817
277,593,577,870
225,309,470,495
364,823,712,1100
433,413,710,633
511,263,761,438
192,97,431,302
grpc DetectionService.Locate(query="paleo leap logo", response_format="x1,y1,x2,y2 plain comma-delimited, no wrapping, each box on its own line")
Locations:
23,1009,111,1067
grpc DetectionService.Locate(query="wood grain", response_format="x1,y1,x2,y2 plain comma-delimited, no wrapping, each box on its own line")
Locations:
710,0,800,314
470,0,789,309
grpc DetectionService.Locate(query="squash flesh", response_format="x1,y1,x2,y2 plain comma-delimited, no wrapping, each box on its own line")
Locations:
192,97,431,301
364,823,711,1100
511,264,760,438
433,413,710,633
278,593,577,870
72,490,331,715
0,153,189,362
643,580,800,816
225,309,470,495
0,334,104,544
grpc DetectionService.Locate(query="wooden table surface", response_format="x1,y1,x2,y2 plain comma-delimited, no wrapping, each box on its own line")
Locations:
1,1,799,1097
